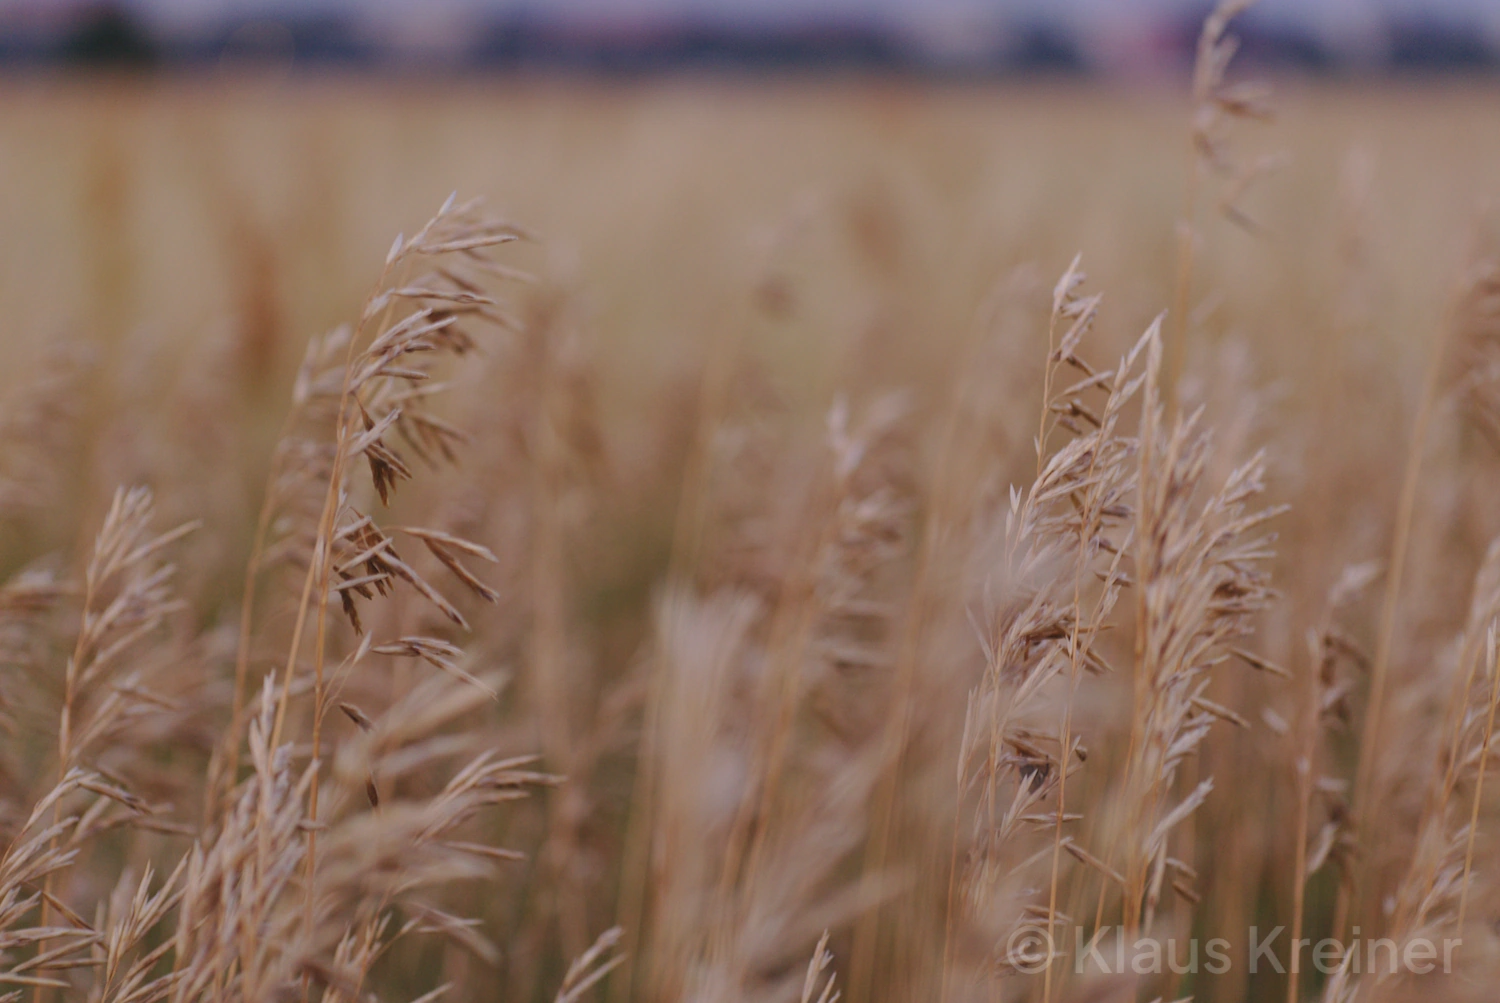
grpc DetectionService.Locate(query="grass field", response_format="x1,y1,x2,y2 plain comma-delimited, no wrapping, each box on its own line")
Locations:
2,58,1500,1003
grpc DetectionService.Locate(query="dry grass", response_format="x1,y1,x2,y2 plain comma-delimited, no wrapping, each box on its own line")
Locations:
4,7,1500,1003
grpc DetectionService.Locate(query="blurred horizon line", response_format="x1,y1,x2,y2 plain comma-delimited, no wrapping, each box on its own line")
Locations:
3,2,1499,78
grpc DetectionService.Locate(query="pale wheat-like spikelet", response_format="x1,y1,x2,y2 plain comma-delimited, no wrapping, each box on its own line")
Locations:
0,487,196,1000
1119,329,1283,937
1338,543,1500,1001
88,860,187,1003
1340,230,1500,949
58,487,199,780
634,386,912,1003
188,200,624,1003
251,201,629,1003
949,262,1148,996
250,197,532,961
305,747,557,994
0,770,136,994
175,670,552,1002
1390,541,1500,933
723,393,910,852
700,395,911,1002
555,927,624,1003
1318,543,1500,1003
799,932,839,1003
1036,263,1149,1000
167,678,316,1003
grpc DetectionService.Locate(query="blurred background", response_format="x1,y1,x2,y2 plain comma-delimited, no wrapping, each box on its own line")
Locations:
2,0,1497,560
1,0,1497,405
5,0,1500,75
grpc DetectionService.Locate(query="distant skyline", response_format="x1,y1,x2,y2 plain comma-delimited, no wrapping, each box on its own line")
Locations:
6,0,1500,70
13,0,1500,34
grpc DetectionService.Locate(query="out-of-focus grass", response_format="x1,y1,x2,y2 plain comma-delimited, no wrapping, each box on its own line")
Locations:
3,76,1500,1003
1,80,1494,408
